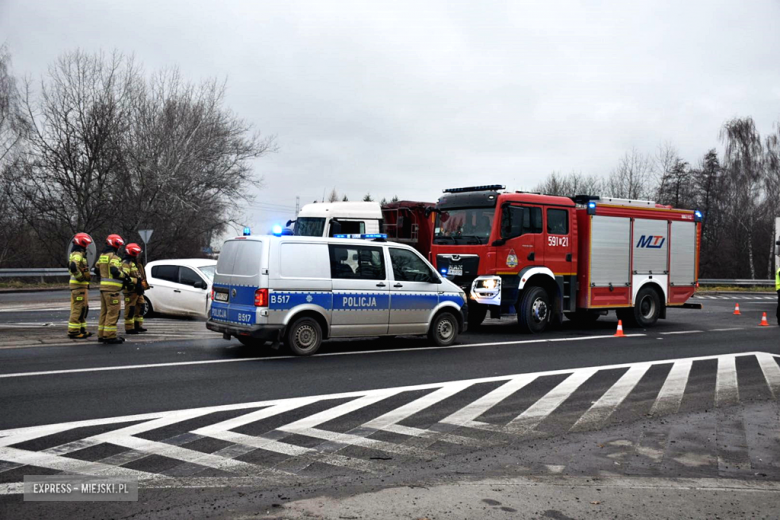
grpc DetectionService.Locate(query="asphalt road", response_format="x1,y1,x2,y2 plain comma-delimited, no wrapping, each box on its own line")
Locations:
0,290,778,518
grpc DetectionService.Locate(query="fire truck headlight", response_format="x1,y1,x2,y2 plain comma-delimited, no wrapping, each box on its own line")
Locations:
481,279,497,290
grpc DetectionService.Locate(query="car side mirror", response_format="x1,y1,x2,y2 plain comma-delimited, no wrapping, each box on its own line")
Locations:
194,281,207,289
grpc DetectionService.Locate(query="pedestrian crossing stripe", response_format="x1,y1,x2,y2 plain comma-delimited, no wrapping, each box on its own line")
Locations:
0,351,777,493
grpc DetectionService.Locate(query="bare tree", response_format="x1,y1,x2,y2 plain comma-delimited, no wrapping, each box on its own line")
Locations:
720,117,766,279
327,188,339,202
606,148,654,199
534,171,603,197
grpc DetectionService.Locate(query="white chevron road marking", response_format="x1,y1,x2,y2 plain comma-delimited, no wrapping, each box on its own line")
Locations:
0,351,776,493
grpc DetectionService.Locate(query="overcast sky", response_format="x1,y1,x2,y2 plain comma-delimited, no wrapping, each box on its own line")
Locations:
2,0,780,233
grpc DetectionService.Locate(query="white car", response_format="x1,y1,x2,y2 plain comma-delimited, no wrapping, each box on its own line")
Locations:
143,259,217,318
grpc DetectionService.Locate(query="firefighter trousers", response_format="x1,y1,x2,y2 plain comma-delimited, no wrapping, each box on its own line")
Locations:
136,294,146,328
99,291,122,339
124,293,141,332
776,290,779,325
68,288,89,335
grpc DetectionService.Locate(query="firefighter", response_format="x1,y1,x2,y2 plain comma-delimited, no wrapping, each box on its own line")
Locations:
67,233,93,338
134,254,149,333
121,243,144,334
97,234,131,344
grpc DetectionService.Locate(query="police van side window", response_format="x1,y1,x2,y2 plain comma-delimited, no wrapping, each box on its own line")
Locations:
328,245,385,280
152,265,178,282
389,248,438,283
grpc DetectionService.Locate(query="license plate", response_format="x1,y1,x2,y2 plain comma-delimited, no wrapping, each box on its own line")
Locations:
449,265,463,276
214,292,229,302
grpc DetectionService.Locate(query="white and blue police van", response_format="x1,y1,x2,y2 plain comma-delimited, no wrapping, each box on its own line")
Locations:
206,234,468,355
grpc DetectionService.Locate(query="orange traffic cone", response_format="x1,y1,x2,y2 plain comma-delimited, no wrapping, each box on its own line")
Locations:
733,303,741,315
760,312,770,327
614,320,626,337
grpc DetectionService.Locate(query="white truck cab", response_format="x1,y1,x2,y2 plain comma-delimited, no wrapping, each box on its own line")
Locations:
206,234,468,355
288,202,383,237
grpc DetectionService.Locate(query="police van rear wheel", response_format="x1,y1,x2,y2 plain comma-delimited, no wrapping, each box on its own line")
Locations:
287,317,322,356
429,311,458,346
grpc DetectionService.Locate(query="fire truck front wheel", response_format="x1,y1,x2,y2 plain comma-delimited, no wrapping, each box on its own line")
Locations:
468,303,488,327
518,286,550,334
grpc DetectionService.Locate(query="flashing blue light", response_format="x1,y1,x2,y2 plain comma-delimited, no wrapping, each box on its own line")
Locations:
272,225,283,236
243,227,251,236
694,210,703,222
440,268,448,275
586,201,597,215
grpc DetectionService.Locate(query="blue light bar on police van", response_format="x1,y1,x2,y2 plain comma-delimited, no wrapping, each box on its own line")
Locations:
333,233,388,239
243,227,251,236
443,185,505,194
272,225,283,236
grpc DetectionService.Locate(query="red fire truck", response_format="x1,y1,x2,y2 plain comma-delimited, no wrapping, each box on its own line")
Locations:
382,201,435,258
431,185,702,333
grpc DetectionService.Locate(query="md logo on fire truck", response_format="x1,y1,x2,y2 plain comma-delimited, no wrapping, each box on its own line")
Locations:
636,235,666,249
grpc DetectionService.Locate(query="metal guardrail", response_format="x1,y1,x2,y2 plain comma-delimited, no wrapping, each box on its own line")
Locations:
0,268,69,278
698,279,775,287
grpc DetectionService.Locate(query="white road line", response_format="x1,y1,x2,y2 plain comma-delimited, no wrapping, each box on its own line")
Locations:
439,374,537,429
505,369,597,434
710,328,744,332
659,330,703,335
716,355,739,406
0,334,647,379
0,446,156,480
570,363,651,432
650,359,692,415
756,352,780,399
362,382,474,431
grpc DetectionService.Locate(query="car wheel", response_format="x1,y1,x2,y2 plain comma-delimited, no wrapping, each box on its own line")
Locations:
632,287,661,327
142,299,154,318
238,336,268,347
518,286,550,334
468,303,488,328
428,311,459,346
286,317,323,356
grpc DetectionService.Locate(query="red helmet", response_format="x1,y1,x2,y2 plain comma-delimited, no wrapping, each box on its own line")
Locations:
73,233,93,248
106,234,125,248
125,243,142,257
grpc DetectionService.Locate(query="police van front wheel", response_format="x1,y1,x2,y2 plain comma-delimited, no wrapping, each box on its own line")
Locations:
429,311,459,347
286,317,323,356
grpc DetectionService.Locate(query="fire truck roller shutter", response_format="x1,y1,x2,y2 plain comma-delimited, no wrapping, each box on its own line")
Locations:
631,219,669,305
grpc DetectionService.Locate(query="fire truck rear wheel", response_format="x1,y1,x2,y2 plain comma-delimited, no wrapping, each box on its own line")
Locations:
631,287,662,327
468,303,488,327
518,286,550,334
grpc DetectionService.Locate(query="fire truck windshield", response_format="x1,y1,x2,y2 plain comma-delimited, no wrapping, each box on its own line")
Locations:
434,208,494,244
293,217,326,236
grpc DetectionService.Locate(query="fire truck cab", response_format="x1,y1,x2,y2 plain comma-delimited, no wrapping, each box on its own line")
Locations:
431,185,701,333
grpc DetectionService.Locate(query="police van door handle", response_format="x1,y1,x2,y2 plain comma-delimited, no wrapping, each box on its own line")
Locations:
394,283,403,288
376,282,386,287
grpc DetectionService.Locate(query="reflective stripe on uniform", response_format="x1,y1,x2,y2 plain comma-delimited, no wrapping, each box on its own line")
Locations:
103,326,117,331
100,279,123,288
776,269,780,291
68,322,81,330
134,317,144,323
69,278,90,285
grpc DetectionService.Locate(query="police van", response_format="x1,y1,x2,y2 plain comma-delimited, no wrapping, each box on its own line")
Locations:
206,234,468,355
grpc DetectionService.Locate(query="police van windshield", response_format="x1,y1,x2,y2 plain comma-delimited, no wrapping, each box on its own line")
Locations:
434,208,494,244
294,217,326,236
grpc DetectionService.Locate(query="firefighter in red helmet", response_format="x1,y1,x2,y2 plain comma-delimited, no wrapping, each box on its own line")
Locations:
121,243,145,334
97,234,132,344
67,233,93,339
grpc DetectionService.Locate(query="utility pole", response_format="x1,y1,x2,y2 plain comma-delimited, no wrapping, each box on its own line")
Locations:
295,196,300,216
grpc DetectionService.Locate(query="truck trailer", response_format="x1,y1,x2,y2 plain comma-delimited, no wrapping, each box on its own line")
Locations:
381,201,435,258
431,185,702,333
